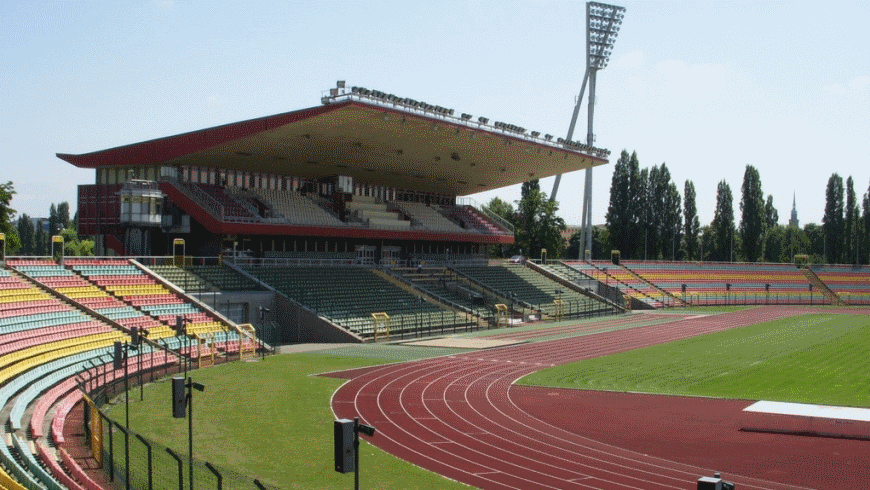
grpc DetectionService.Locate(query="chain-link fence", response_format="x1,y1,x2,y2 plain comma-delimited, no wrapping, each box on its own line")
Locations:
97,409,280,490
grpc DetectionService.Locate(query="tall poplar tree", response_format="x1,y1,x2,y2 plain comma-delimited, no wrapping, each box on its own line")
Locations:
823,173,844,263
57,202,71,229
17,213,35,255
683,180,700,260
863,180,870,264
764,195,778,229
626,151,644,258
739,165,765,262
605,150,633,257
34,219,47,256
845,176,858,264
711,180,735,262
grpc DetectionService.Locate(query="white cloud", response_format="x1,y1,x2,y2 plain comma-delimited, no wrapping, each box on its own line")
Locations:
848,75,870,91
824,84,846,95
653,60,730,106
612,50,644,70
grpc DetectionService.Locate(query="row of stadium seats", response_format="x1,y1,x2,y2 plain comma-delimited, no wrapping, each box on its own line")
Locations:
180,181,512,237
811,265,870,305
452,264,603,317
242,266,473,336
1,260,256,490
560,260,870,307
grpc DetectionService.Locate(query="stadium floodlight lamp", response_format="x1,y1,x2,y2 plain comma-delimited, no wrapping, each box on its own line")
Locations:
586,2,626,70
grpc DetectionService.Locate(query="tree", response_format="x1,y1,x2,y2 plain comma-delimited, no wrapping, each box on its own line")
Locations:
823,173,844,263
0,181,22,253
646,165,664,259
764,195,778,230
845,176,859,264
605,150,634,257
17,213,35,255
514,182,566,260
61,226,94,256
663,180,682,261
683,180,700,261
48,203,61,238
485,197,517,257
485,197,516,225
804,223,825,263
57,202,71,229
710,180,735,262
626,152,644,259
34,219,47,256
637,167,651,259
864,180,870,264
739,165,765,262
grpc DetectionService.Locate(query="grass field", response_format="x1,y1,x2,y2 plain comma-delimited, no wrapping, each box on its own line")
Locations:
518,313,870,407
109,351,471,490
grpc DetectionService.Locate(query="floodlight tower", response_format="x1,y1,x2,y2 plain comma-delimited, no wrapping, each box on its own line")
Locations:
551,1,625,260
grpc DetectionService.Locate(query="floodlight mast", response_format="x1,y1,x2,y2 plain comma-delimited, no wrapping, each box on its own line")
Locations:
550,1,625,260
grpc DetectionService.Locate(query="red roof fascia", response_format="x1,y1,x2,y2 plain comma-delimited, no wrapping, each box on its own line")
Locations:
56,103,347,169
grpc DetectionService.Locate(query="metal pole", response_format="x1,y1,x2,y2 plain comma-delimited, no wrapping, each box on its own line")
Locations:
124,345,131,490
135,434,153,490
165,447,183,490
139,346,144,401
354,417,360,490
551,68,591,202
582,69,598,257
205,462,222,490
188,379,194,490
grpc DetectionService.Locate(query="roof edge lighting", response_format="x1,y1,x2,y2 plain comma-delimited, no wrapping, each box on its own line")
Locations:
320,80,611,159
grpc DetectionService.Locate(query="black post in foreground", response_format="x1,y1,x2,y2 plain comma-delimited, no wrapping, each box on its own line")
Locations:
334,417,376,490
172,376,205,490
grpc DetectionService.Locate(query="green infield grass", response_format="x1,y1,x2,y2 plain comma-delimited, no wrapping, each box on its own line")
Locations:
107,351,470,490
518,313,870,407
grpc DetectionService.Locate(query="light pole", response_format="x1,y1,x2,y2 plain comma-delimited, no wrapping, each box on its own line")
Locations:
172,377,205,490
113,335,141,490
551,1,626,260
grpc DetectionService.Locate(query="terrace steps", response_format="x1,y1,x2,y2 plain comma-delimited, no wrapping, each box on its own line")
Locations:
801,268,846,306
620,263,688,306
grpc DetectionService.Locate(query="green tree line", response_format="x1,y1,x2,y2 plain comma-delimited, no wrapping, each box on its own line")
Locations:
485,151,870,265
0,181,94,257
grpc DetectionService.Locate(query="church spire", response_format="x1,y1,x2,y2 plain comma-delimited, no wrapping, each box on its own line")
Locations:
789,192,799,228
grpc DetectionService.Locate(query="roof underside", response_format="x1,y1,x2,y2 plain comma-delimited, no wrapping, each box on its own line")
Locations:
58,100,608,196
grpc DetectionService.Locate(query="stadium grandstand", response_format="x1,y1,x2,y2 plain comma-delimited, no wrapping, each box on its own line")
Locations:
0,83,621,490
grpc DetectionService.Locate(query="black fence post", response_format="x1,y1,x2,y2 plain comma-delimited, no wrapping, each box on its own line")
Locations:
166,447,184,490
101,412,114,481
135,434,153,490
205,462,222,490
114,422,130,489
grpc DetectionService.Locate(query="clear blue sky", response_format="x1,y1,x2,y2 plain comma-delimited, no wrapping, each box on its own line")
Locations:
2,1,868,228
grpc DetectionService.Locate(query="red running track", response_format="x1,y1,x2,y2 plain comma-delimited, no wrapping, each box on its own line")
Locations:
330,307,870,490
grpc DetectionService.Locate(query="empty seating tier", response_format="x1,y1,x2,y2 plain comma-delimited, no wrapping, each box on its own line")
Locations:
811,265,870,305
244,266,470,336
452,264,604,317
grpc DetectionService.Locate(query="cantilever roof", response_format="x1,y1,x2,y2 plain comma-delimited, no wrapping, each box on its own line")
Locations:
58,99,608,196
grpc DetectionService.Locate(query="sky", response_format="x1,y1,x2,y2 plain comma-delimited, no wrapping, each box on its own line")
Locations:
2,1,868,229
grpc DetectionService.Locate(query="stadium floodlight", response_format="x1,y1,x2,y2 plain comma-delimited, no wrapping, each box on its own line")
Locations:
551,1,626,260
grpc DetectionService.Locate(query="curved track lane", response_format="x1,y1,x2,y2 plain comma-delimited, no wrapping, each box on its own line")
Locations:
331,307,861,490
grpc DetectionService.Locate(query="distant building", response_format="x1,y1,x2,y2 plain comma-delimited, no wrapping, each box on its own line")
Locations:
789,193,799,229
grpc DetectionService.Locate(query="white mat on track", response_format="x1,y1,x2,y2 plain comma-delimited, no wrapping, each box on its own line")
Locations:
744,400,870,422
